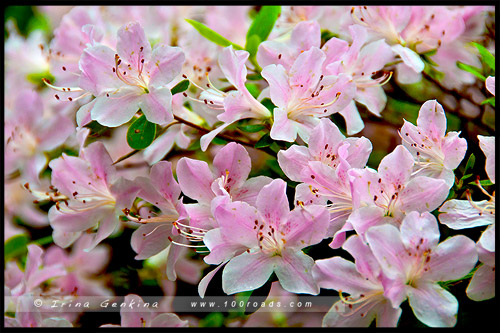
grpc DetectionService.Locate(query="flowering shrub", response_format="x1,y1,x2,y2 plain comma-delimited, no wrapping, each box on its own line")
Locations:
3,5,496,328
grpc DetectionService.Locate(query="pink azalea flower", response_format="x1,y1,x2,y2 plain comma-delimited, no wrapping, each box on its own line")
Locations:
365,211,478,327
278,118,372,245
466,242,495,301
313,235,402,327
122,161,193,281
43,234,112,297
100,294,189,327
201,179,330,296
177,142,272,231
262,47,355,142
323,25,394,134
4,294,73,328
486,76,495,96
47,141,140,250
77,21,185,127
347,145,450,236
5,89,74,184
350,6,467,83
191,46,271,151
259,21,383,135
399,100,468,188
8,245,66,298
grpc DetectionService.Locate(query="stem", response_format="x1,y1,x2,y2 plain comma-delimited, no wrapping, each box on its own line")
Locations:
173,115,276,156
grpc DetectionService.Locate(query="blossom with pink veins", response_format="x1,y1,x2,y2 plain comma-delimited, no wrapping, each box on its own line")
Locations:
123,160,194,282
5,89,74,184
100,294,189,327
347,145,450,237
486,76,495,96
365,211,478,327
438,135,495,253
47,141,140,250
189,46,271,151
177,142,273,231
259,21,389,135
278,118,372,246
43,234,113,297
349,6,467,84
75,21,185,127
313,235,402,327
466,242,495,301
399,100,468,188
261,46,355,142
7,244,67,298
323,24,394,134
200,179,330,296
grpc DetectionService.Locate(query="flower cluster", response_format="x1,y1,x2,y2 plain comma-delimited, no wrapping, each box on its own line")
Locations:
4,5,495,328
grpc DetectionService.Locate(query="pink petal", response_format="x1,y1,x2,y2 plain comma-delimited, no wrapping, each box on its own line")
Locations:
478,135,495,183
466,261,495,301
277,145,311,182
425,235,478,282
219,46,249,90
485,76,495,96
400,176,449,213
116,22,152,70
78,44,121,95
131,224,172,260
91,87,142,127
231,176,273,207
212,142,251,190
274,249,319,294
176,157,214,204
148,45,185,87
222,251,275,294
256,179,290,226
212,200,259,249
261,64,291,110
407,283,458,327
391,45,425,73
378,145,414,187
283,204,329,248
138,85,173,125
338,101,365,135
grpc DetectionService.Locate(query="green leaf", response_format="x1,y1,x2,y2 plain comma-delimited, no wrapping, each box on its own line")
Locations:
463,153,475,175
457,61,486,81
185,19,244,50
254,132,273,148
238,124,266,133
245,83,261,99
245,6,281,49
171,79,190,95
5,234,30,261
260,98,277,114
469,179,494,187
245,34,261,58
481,97,495,107
127,114,157,150
472,42,495,71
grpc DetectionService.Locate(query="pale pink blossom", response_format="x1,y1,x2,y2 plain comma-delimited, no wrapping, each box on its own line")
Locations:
365,211,478,327
399,100,467,187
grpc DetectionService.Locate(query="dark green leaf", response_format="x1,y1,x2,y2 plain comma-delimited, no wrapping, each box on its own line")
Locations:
261,98,277,114
254,132,273,148
127,114,157,150
171,79,190,95
245,6,281,48
238,124,266,133
212,137,227,145
457,61,486,81
185,19,244,50
5,234,30,261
